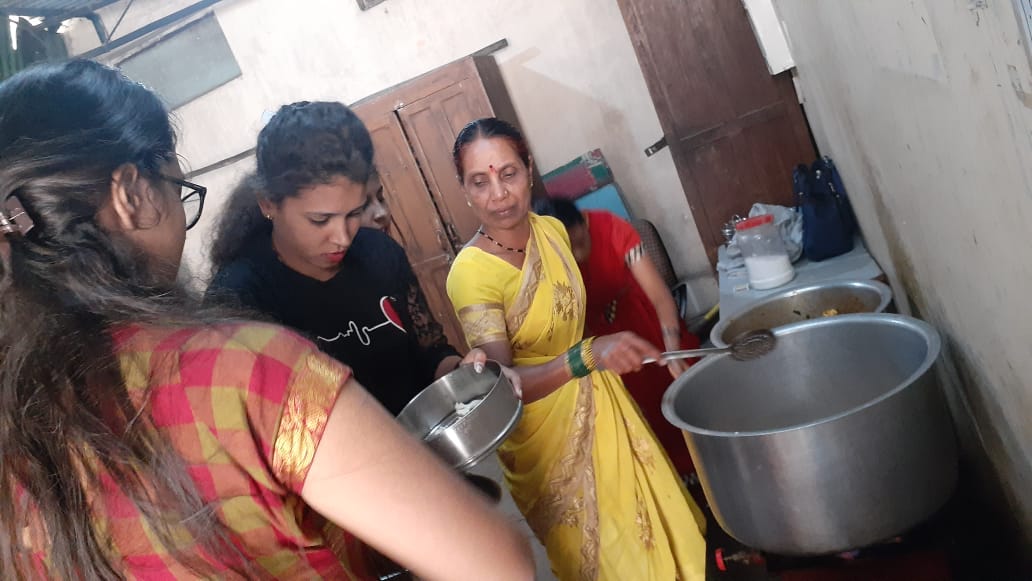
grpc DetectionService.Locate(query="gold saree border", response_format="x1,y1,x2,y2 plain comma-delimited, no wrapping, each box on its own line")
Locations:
524,377,600,581
457,302,508,346
272,354,344,490
505,233,544,335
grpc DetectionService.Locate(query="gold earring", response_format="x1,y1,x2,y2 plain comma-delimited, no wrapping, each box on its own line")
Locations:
264,214,272,220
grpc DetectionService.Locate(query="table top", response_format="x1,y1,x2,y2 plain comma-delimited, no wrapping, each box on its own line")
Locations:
717,240,884,319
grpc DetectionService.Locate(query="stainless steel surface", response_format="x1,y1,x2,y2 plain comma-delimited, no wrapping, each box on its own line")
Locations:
396,361,522,472
643,346,726,363
663,314,957,555
644,330,776,363
711,279,892,347
721,214,746,244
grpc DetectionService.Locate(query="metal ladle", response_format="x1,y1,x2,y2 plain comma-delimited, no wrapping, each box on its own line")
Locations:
643,329,776,364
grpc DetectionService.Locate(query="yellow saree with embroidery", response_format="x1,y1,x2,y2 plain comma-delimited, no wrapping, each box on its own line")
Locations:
446,214,706,581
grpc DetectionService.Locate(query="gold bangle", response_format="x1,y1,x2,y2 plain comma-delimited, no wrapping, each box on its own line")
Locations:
581,336,598,372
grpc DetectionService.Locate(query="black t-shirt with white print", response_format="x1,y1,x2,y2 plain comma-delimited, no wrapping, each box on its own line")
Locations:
206,228,460,415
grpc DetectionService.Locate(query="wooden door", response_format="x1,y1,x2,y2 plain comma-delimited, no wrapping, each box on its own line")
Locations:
353,55,541,352
363,112,467,350
617,0,816,265
396,81,493,248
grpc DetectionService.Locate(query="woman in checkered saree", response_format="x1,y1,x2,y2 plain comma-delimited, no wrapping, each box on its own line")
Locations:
0,61,533,580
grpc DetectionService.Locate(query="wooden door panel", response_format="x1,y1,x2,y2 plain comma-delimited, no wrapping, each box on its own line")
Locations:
362,114,448,261
623,0,784,133
691,0,785,113
351,56,537,351
357,111,467,350
397,81,492,248
418,254,469,352
678,102,810,250
618,0,816,265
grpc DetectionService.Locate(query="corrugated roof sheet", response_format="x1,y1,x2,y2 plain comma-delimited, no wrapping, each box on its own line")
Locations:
0,1,119,17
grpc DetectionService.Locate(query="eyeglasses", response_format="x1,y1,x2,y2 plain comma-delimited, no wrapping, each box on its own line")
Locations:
160,175,207,231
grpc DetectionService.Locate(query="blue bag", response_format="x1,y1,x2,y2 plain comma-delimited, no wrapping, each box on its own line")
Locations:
794,156,857,261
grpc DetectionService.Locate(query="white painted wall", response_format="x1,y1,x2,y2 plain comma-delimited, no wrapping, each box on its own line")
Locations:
742,0,794,74
774,0,1032,547
65,0,718,306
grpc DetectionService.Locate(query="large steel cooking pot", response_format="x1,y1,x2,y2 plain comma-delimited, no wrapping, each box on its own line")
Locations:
711,280,892,347
663,314,956,555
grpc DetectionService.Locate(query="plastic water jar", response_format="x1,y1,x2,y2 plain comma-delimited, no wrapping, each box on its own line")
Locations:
735,214,795,290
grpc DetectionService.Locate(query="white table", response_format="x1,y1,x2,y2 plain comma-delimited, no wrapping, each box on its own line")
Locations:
717,241,884,319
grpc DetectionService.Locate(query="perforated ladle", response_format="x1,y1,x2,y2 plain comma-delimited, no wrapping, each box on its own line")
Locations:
643,329,776,364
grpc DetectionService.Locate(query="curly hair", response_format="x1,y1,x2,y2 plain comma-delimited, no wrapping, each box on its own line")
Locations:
209,101,375,271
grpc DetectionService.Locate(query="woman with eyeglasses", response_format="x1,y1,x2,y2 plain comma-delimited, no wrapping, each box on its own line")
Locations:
0,60,533,580
164,175,207,230
206,102,496,417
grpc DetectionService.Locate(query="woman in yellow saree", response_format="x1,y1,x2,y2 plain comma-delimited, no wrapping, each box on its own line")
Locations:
446,118,706,581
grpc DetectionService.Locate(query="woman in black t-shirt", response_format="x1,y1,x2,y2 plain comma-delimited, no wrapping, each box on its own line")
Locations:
207,101,494,415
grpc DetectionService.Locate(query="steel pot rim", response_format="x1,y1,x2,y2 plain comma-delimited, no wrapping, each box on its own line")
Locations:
397,360,523,471
710,279,894,348
664,313,941,438
447,403,523,472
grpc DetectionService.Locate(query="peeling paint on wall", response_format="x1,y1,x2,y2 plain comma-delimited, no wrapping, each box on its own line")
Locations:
777,0,1032,559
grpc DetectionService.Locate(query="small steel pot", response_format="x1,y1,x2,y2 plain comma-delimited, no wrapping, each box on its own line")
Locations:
711,279,892,347
396,361,521,472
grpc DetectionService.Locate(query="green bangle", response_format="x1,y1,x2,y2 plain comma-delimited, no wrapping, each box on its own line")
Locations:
567,340,592,378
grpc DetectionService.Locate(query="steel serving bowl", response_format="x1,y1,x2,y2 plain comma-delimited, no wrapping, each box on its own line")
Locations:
711,279,892,347
664,314,957,555
396,361,522,472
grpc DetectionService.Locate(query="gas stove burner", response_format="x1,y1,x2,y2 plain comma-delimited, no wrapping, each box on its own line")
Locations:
712,530,952,579
714,536,906,573
714,547,765,572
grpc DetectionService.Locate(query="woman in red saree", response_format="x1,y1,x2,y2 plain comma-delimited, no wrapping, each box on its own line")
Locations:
534,198,699,476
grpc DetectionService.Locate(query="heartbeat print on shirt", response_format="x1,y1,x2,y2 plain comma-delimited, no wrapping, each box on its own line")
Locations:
317,296,406,347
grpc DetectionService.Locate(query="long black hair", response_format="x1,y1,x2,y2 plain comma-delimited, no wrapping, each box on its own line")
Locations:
0,60,246,579
209,101,375,271
452,117,532,179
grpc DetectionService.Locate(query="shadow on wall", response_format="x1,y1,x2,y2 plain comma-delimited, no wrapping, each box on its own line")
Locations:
498,48,718,298
499,48,641,193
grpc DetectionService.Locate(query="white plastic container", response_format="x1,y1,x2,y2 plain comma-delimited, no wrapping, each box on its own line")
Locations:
735,214,795,290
